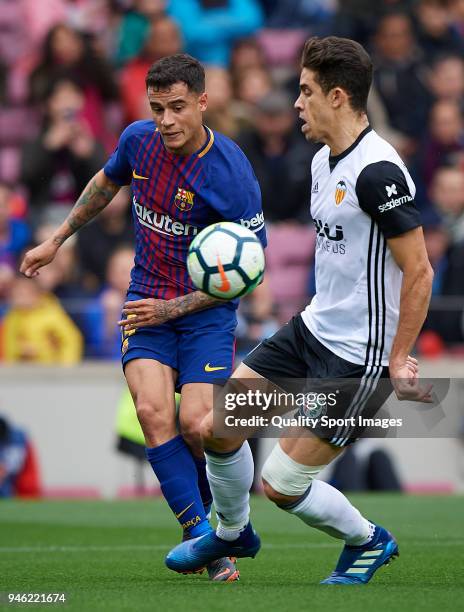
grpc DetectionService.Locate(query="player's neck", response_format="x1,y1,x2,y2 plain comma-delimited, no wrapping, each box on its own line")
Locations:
325,115,370,157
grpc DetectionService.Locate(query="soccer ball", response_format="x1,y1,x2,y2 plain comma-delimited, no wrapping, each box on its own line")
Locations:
187,221,265,299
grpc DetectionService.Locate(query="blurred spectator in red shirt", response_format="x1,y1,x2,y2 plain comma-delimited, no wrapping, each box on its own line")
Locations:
119,15,182,124
115,0,167,66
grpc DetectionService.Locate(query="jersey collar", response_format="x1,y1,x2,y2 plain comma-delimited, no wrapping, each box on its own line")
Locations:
329,125,372,172
197,125,215,158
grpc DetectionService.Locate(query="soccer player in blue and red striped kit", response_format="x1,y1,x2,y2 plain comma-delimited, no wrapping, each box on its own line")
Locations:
20,54,266,582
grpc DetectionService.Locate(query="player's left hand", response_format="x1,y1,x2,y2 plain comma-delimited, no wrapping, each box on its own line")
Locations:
390,356,434,403
118,298,171,330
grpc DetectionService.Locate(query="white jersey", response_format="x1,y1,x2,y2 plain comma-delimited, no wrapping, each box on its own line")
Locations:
301,127,421,366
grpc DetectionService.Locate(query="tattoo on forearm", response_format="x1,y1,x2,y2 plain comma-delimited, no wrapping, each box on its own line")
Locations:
168,292,222,318
64,177,119,236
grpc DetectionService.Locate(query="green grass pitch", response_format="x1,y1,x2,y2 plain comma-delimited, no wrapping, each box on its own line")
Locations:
1,495,463,611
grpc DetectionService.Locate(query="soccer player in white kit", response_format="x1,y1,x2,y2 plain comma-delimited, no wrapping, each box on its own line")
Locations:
166,36,434,585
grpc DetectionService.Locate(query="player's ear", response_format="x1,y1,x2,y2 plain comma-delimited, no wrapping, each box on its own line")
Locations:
198,92,208,112
330,87,347,109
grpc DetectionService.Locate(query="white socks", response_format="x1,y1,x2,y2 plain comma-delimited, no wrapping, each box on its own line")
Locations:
205,442,254,540
283,479,374,546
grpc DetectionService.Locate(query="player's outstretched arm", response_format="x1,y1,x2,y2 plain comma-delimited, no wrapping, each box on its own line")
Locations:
119,291,225,330
387,226,434,402
20,170,120,278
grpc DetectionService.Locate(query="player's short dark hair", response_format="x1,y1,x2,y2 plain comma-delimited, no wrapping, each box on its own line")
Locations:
146,53,205,94
301,36,373,113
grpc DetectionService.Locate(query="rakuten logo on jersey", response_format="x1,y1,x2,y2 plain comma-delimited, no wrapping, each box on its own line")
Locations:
378,194,413,213
240,212,265,232
133,197,198,237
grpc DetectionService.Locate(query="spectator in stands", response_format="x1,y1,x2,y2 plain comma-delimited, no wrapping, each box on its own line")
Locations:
430,166,464,245
0,415,27,498
115,0,167,66
230,37,266,79
31,224,98,351
2,275,83,364
0,183,31,270
450,0,464,36
422,213,464,345
203,67,240,137
119,15,182,124
427,55,464,108
264,0,335,31
236,89,316,222
371,11,429,143
76,187,133,291
90,245,135,359
235,276,278,358
232,66,273,127
234,66,272,105
423,221,450,295
168,0,263,66
415,0,464,62
28,23,119,145
21,78,105,227
419,100,464,186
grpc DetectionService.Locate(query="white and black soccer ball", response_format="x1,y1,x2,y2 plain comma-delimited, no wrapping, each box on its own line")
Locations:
187,221,265,299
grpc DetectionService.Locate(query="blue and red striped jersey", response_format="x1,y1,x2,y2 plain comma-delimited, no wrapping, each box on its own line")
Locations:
103,120,266,299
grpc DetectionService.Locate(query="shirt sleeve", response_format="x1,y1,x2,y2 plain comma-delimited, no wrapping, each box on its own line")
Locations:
355,160,422,238
103,125,133,186
209,152,267,248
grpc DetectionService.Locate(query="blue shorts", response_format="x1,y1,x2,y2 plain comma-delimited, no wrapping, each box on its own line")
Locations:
121,292,237,388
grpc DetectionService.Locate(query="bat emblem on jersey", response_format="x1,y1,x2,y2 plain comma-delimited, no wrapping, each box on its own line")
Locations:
174,187,195,211
335,180,347,205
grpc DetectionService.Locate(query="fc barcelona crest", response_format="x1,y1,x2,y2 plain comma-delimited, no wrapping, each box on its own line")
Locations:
174,187,195,211
335,180,347,206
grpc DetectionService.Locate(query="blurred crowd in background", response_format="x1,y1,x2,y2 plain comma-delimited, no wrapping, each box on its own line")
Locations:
0,0,464,364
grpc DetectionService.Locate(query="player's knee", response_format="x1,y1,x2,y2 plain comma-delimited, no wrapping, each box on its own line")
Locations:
135,398,175,437
179,417,203,450
199,413,214,445
262,478,292,505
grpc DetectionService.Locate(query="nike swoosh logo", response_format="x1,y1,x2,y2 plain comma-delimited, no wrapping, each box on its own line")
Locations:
214,255,231,293
132,170,149,180
175,502,194,519
205,363,227,372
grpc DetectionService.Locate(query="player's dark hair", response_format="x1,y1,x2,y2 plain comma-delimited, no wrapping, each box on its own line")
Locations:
146,54,205,94
301,36,373,113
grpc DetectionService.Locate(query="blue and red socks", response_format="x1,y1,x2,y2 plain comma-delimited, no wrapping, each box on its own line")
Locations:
146,435,211,538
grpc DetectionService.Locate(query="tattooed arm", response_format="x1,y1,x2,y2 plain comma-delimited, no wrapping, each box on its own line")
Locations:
119,291,226,330
20,170,120,277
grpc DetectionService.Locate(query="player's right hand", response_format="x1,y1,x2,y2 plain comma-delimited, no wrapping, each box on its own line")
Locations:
20,239,59,277
390,359,434,403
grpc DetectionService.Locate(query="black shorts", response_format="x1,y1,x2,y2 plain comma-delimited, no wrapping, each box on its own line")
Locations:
243,315,392,447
